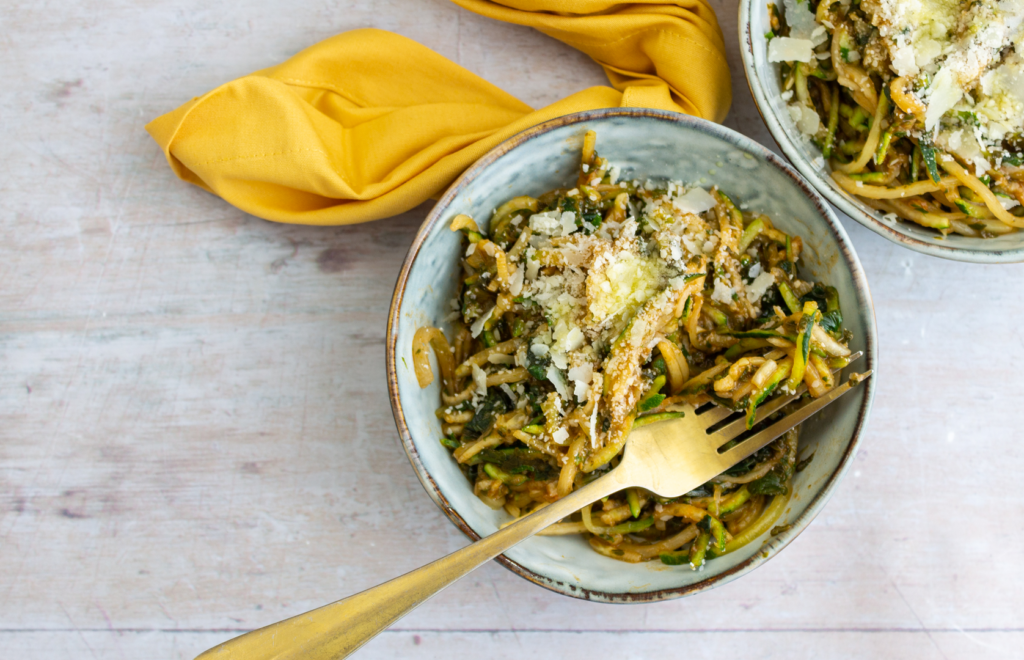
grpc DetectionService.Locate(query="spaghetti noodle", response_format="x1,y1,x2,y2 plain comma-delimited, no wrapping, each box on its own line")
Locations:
414,132,852,568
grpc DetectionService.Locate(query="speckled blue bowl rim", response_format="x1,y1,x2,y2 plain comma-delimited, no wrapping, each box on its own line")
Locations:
738,0,1024,263
386,107,877,603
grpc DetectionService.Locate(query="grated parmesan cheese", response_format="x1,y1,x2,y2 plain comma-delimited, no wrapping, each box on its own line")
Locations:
710,278,736,304
459,155,830,464
529,211,563,235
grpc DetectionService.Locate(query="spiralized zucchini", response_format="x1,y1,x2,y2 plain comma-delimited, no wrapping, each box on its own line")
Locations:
413,132,852,568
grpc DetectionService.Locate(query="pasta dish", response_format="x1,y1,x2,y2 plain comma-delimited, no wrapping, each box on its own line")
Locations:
768,0,1024,237
413,132,852,568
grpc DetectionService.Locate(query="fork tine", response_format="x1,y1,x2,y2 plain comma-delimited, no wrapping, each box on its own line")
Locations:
705,350,864,447
715,372,870,471
693,403,737,426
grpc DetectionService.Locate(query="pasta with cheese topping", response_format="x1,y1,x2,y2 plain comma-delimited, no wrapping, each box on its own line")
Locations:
769,0,1024,237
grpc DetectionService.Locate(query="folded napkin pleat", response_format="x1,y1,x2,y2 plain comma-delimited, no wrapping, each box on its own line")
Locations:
146,1,731,225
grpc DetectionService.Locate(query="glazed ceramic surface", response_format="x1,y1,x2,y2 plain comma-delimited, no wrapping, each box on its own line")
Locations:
739,0,1024,263
386,108,877,602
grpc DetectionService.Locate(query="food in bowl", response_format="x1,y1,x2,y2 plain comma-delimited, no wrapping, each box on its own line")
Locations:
411,132,854,570
766,0,1024,238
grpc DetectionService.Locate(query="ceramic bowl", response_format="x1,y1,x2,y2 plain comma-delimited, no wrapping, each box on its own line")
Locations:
739,0,1024,263
386,108,877,602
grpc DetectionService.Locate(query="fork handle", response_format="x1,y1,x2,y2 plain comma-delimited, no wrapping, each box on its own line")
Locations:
196,468,630,660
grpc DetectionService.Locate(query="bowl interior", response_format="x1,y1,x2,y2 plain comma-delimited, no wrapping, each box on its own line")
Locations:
739,0,1024,263
388,109,876,601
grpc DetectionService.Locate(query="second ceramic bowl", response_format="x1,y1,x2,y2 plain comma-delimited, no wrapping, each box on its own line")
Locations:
387,108,877,602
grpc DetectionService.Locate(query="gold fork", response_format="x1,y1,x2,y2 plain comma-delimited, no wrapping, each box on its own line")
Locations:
197,361,870,660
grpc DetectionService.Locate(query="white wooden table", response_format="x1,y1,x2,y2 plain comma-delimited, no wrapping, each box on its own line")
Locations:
3,1,1022,658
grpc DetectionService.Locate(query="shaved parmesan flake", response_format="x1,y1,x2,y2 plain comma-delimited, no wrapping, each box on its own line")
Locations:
567,362,594,402
546,365,569,400
999,194,1020,210
563,327,585,352
471,363,487,396
768,37,814,63
559,212,578,236
925,68,962,131
526,257,540,281
509,266,524,296
470,306,495,338
672,187,717,214
788,103,822,135
746,271,776,303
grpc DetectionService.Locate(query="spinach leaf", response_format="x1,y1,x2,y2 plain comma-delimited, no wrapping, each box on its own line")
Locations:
748,469,789,496
583,211,602,230
755,284,784,320
644,356,667,378
462,391,511,440
461,283,495,326
525,347,551,381
800,283,843,335
724,443,773,476
474,447,555,480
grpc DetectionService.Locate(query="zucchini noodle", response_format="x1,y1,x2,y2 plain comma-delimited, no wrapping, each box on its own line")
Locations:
770,0,1024,237
413,132,853,568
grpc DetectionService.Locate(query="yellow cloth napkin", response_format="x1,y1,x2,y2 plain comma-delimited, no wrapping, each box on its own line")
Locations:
146,0,731,226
